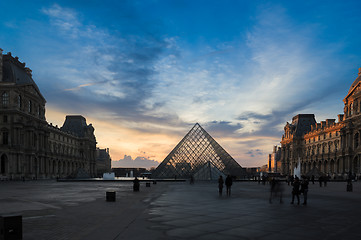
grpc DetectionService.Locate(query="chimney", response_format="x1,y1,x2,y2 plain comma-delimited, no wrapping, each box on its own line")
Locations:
0,48,3,81
338,114,344,122
321,121,326,129
326,119,335,126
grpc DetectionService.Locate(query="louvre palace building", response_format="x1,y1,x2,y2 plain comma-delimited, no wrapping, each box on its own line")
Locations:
0,49,110,180
280,67,361,179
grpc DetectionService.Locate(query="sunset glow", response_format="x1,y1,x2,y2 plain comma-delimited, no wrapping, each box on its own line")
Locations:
1,0,361,168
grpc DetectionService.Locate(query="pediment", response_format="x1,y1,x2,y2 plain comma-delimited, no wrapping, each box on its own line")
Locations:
344,81,361,103
21,84,46,102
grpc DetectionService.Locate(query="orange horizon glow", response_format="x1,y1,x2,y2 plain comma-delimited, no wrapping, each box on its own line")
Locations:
46,107,277,168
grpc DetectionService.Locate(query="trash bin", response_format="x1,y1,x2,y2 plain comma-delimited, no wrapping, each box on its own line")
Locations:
106,191,116,201
146,182,151,187
0,215,22,240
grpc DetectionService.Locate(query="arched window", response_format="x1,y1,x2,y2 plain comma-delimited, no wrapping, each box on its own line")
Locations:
2,92,9,106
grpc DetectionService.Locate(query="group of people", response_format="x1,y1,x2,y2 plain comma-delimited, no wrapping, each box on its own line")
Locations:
269,175,309,205
218,175,233,196
290,176,309,205
215,174,310,205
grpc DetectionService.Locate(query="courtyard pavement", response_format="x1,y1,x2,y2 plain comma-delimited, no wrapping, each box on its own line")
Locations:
1,179,361,239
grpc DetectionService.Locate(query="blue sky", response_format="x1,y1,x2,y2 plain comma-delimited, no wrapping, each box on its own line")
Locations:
1,0,361,168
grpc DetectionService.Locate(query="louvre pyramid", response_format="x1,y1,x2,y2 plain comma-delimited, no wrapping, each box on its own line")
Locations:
152,123,245,180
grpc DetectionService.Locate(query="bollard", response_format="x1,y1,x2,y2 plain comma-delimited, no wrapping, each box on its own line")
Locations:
106,191,116,202
146,182,151,187
0,215,22,240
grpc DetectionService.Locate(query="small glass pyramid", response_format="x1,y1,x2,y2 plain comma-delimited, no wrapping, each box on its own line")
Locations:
152,123,244,180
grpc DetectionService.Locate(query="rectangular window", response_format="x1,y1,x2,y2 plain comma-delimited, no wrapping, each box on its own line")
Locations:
2,92,9,106
2,132,9,145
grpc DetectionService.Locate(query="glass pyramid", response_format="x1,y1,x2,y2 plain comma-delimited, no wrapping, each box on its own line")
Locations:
152,123,245,180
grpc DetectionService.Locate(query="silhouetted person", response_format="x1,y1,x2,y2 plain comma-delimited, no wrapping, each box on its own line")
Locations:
218,175,224,196
262,175,266,185
287,175,294,186
190,175,194,184
311,175,315,184
269,178,276,203
133,177,140,192
300,176,309,205
324,175,328,187
318,176,323,187
347,175,353,192
270,178,284,204
225,175,233,196
291,177,300,205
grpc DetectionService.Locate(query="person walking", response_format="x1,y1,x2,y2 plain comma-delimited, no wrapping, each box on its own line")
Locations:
225,175,233,196
269,178,276,203
270,178,284,204
300,176,309,205
318,176,323,187
291,176,300,205
133,177,140,192
218,175,224,196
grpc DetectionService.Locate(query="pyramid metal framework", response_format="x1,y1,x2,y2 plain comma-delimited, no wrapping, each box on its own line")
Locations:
152,123,244,180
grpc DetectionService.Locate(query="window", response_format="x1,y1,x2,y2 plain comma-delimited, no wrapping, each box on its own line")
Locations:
2,92,9,106
350,103,353,115
2,131,9,145
37,105,40,116
329,133,332,138
28,100,32,113
18,95,22,109
3,115,7,123
355,133,359,149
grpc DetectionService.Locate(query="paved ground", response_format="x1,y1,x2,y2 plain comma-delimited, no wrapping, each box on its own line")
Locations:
1,180,361,239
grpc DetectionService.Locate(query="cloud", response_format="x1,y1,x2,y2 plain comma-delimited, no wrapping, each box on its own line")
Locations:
246,149,264,158
13,1,358,169
38,3,172,126
112,155,159,169
42,4,81,38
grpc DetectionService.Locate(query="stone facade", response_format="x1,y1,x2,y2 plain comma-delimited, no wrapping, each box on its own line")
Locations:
96,148,112,177
280,68,361,178
0,50,99,179
268,146,281,173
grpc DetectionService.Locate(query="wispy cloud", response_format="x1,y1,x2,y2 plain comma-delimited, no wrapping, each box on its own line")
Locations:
5,1,358,168
42,4,81,38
